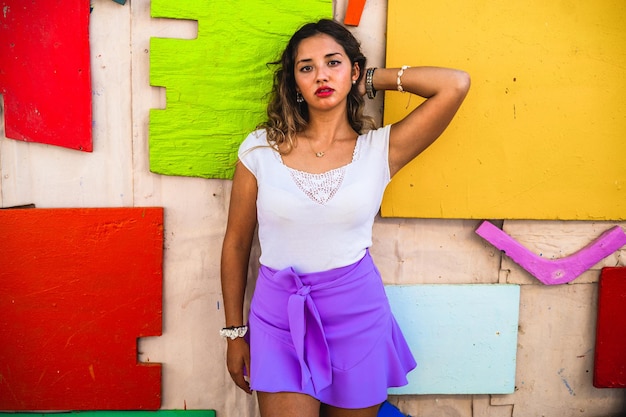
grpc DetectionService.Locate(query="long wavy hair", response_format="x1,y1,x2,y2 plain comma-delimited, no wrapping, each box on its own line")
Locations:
258,19,375,154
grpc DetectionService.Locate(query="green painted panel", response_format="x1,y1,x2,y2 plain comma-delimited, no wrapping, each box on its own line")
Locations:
149,0,332,179
1,412,216,417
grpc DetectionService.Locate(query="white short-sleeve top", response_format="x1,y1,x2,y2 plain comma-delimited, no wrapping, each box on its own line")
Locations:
238,125,391,274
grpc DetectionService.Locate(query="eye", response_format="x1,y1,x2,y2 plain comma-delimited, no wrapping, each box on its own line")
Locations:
299,65,313,72
328,60,341,67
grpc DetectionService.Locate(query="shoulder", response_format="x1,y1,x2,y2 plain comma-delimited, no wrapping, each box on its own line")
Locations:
239,129,269,154
359,125,391,150
238,129,277,175
355,125,392,183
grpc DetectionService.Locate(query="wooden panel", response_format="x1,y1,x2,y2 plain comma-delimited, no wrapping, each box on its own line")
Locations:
594,267,626,388
498,220,626,285
476,221,626,285
385,284,520,394
493,284,625,416
344,0,367,26
382,0,626,220
0,208,163,410
0,412,215,417
149,0,332,179
0,0,92,151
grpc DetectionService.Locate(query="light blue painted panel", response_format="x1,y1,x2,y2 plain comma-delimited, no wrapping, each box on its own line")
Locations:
386,284,520,394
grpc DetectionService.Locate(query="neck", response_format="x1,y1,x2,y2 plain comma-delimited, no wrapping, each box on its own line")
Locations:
303,111,354,144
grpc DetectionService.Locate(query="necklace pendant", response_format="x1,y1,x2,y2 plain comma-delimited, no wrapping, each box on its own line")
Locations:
315,151,325,158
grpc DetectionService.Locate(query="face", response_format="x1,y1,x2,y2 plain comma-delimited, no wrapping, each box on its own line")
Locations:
293,33,359,110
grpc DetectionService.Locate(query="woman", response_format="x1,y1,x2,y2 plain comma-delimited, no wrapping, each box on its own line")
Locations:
220,19,470,417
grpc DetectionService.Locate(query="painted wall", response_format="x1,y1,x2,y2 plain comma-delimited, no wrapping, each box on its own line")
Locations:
383,0,626,220
0,0,624,416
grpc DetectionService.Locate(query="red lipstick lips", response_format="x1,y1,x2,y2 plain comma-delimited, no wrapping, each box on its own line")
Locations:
315,86,334,97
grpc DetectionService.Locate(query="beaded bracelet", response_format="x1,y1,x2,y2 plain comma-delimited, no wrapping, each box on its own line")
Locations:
220,325,248,340
365,67,377,99
396,65,411,93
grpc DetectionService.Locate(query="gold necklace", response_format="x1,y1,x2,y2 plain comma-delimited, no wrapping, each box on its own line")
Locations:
308,138,336,158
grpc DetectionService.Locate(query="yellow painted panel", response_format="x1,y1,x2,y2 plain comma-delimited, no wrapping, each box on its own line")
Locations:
382,0,626,220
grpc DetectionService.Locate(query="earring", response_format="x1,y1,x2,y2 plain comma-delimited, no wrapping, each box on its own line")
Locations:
296,92,304,103
352,80,356,85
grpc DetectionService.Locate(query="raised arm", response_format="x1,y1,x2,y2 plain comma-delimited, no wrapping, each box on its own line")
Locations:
368,66,470,177
220,161,258,394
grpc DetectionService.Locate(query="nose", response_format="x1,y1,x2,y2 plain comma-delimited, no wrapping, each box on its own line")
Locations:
315,66,329,83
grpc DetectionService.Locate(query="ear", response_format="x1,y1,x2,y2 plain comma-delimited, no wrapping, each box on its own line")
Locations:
352,62,361,82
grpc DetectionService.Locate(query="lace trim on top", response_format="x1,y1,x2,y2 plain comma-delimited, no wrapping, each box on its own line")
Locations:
288,166,346,205
278,138,362,205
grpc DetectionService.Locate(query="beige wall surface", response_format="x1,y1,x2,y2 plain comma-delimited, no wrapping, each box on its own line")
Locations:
0,0,624,416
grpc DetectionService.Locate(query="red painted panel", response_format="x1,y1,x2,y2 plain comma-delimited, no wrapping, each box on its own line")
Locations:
0,208,163,410
593,267,626,388
0,1,92,151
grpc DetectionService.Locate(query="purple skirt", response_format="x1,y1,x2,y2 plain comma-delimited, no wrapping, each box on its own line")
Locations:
248,251,416,409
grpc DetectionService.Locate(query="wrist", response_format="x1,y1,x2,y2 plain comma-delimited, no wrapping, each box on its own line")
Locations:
365,67,377,99
396,65,411,93
220,325,248,340
368,67,412,94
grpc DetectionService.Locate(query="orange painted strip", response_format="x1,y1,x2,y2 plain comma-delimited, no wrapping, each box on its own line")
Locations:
344,0,367,26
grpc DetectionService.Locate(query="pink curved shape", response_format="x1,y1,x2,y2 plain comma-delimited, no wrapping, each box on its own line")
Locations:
476,221,626,285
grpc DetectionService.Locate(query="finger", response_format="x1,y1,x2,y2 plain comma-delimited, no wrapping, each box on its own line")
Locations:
230,369,252,394
244,357,252,393
233,373,252,394
245,357,251,384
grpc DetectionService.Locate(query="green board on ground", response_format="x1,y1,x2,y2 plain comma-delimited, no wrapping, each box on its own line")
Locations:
1,412,215,417
149,0,332,179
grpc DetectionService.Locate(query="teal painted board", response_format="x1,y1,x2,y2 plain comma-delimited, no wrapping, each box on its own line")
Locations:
0,412,215,417
149,0,332,179
385,284,520,394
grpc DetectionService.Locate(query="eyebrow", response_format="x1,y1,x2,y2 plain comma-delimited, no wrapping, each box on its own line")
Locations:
296,52,344,65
